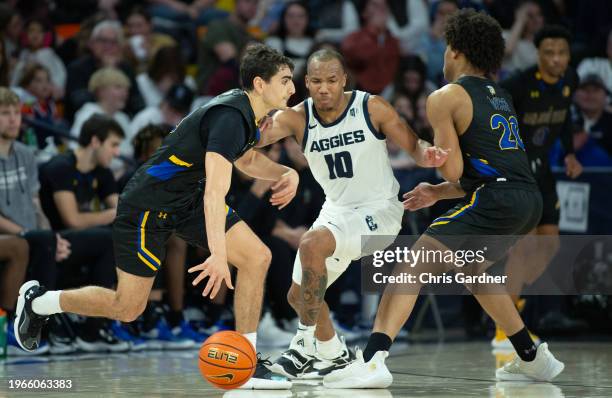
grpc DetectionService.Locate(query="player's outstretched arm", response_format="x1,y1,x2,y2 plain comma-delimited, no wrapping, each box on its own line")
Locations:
403,181,466,211
188,152,234,299
255,105,305,148
426,87,464,182
235,149,299,209
367,95,449,168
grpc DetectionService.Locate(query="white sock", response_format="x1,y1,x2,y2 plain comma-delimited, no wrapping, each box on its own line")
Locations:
31,290,63,316
243,332,257,351
293,321,316,355
316,333,343,360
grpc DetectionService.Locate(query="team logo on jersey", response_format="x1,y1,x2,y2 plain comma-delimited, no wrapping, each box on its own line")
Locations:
365,215,378,231
530,90,540,98
350,108,356,117
562,86,570,97
486,85,496,96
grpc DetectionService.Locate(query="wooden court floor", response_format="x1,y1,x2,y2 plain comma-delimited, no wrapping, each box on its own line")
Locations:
2,341,611,397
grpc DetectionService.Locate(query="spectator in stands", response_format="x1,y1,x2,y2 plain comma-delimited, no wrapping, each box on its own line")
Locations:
129,83,194,151
265,2,314,74
124,6,177,74
70,67,131,144
196,0,259,95
577,29,612,93
65,20,144,120
136,46,196,109
15,63,64,150
342,0,400,94
310,0,359,44
573,74,612,156
502,0,545,74
386,0,429,55
392,56,435,109
415,0,458,86
11,19,66,99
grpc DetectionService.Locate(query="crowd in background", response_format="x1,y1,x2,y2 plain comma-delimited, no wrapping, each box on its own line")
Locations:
0,0,611,356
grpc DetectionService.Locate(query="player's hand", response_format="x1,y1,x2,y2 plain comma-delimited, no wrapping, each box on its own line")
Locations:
421,146,449,168
55,234,71,262
188,253,234,299
403,182,440,210
270,168,299,209
564,154,583,179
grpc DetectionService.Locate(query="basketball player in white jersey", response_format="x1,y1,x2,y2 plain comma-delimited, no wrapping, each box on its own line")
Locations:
255,49,449,379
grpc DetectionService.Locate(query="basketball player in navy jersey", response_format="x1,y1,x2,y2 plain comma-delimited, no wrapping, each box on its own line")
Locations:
324,9,564,388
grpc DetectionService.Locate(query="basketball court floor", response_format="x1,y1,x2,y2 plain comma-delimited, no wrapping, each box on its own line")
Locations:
2,341,611,397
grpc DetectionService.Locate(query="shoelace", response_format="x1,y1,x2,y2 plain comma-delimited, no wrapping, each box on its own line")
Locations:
256,353,273,367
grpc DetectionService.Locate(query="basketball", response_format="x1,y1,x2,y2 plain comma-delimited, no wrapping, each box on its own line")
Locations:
198,331,257,389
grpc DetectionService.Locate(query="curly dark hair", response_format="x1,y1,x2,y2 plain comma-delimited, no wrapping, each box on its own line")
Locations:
240,43,294,91
534,25,572,48
444,8,505,75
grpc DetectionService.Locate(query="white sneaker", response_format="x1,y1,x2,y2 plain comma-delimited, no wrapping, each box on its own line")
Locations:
323,349,392,389
257,312,295,348
496,343,564,382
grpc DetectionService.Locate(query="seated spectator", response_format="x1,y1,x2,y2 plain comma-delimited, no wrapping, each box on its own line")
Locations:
124,6,177,74
577,29,612,93
14,63,65,150
11,19,67,99
65,20,144,120
342,0,400,94
136,46,196,109
502,0,544,75
129,83,194,151
42,114,122,231
265,1,314,74
70,67,131,143
386,0,429,55
391,55,436,104
573,74,612,155
0,89,123,354
310,0,359,44
415,0,458,86
196,0,259,95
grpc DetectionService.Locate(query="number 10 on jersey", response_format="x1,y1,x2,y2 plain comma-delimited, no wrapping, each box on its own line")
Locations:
324,151,354,179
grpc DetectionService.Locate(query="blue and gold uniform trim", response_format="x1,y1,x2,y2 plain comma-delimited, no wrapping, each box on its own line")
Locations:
430,186,482,227
146,154,193,181
137,211,161,271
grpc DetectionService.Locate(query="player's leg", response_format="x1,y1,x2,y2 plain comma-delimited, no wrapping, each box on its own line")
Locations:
225,221,271,334
0,236,29,312
286,281,334,341
14,206,166,352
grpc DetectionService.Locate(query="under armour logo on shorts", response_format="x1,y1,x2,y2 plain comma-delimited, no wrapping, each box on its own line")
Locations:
365,215,378,231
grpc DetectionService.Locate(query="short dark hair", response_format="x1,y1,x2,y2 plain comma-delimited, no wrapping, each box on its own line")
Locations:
18,63,49,88
534,25,572,48
306,48,347,73
240,43,294,91
147,46,186,84
78,114,125,147
132,124,169,160
444,8,505,75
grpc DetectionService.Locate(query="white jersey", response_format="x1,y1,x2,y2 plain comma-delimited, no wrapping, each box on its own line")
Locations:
302,90,399,207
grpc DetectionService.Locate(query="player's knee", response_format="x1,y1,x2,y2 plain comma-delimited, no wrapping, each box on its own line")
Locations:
299,232,330,263
254,244,272,270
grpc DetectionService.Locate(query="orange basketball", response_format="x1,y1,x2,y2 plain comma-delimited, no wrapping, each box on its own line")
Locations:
198,331,257,390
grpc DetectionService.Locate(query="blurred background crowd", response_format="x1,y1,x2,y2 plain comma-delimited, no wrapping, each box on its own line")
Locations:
0,0,610,357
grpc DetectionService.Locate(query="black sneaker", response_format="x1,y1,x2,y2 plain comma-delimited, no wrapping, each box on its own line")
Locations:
238,354,292,389
314,342,357,376
268,348,319,379
75,319,130,353
14,281,50,352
